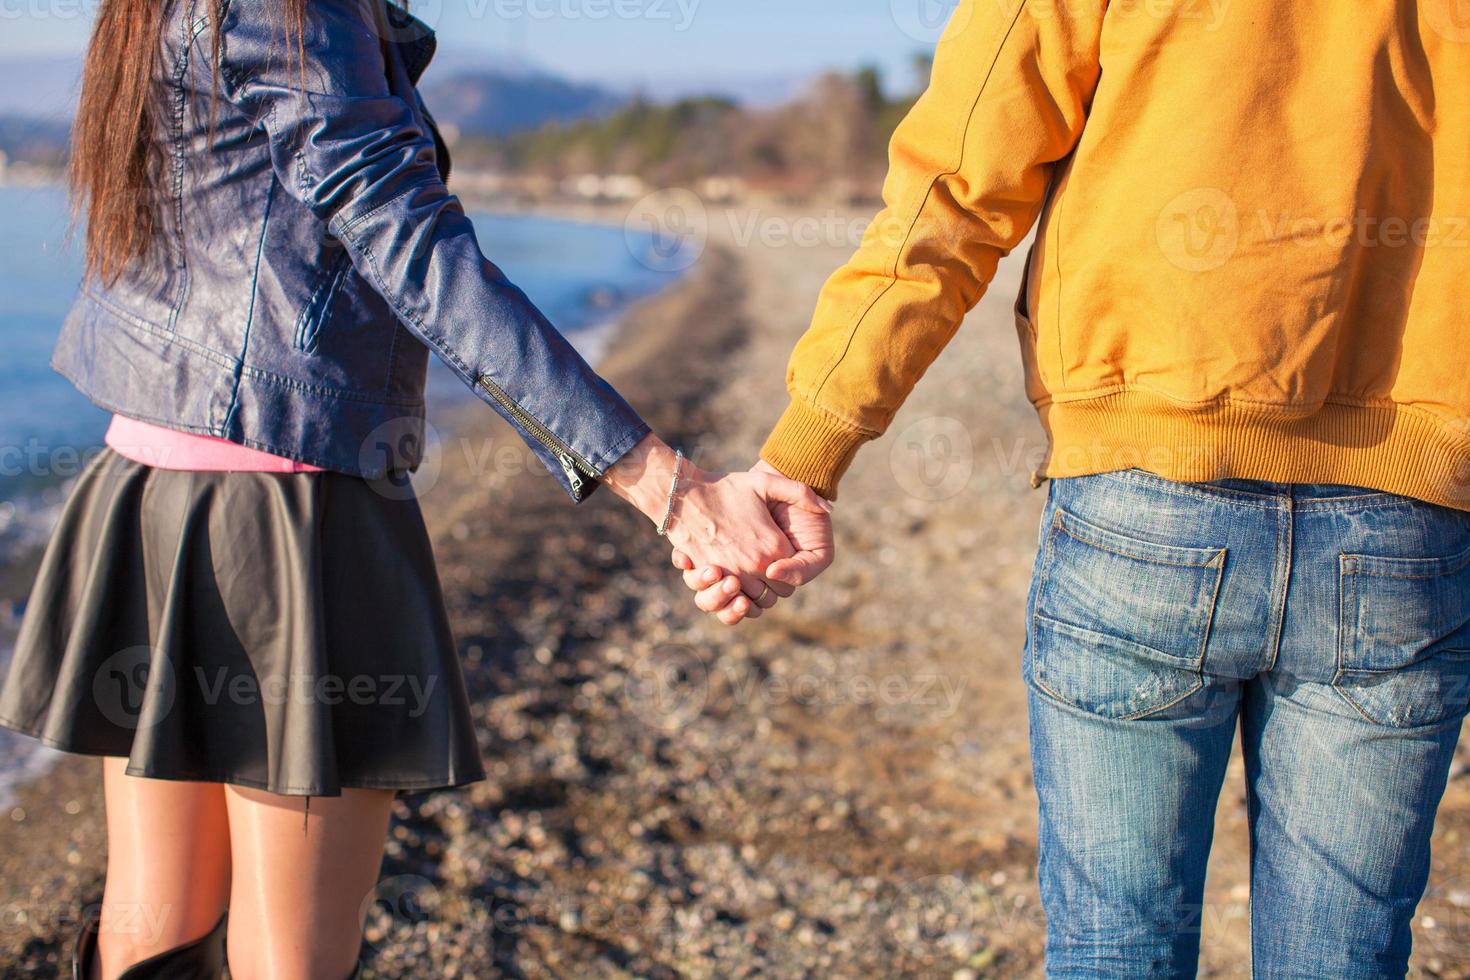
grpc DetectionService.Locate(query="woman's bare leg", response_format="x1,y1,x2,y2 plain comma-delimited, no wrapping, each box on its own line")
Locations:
222,786,394,980
97,758,232,977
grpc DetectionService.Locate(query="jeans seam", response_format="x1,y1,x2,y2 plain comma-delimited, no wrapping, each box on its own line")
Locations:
1198,548,1227,670
1330,562,1470,729
1262,495,1292,674
1026,514,1063,690
1099,469,1284,509
1056,511,1227,569
1030,613,1210,721
1028,649,1206,722
1341,541,1470,579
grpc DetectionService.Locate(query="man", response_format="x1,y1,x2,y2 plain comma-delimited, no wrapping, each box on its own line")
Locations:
682,1,1470,975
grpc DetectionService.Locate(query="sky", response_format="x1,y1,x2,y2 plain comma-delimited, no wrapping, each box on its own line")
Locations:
0,0,958,102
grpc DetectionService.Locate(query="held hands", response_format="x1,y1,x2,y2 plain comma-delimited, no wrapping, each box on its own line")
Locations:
603,438,835,626
670,461,835,625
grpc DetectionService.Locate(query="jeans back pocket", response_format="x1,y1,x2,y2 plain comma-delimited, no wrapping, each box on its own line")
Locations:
1336,543,1470,729
1030,507,1226,720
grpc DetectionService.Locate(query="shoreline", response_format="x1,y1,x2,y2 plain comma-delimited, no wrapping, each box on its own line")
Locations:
5,204,1470,977
0,199,674,815
0,235,727,975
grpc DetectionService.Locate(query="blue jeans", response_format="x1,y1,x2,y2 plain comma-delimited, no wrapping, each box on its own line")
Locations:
1024,470,1470,978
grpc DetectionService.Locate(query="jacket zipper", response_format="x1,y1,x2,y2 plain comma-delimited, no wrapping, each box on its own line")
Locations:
476,376,598,498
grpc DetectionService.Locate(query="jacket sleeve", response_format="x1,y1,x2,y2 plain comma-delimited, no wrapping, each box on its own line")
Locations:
217,0,648,502
759,0,1105,499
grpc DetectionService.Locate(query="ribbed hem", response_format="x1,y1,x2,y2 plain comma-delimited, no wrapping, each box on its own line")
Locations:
1039,392,1470,512
760,398,871,500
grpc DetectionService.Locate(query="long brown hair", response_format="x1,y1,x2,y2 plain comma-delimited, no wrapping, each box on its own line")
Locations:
70,0,305,284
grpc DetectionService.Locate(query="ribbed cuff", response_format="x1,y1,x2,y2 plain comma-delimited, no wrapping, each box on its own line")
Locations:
759,398,871,500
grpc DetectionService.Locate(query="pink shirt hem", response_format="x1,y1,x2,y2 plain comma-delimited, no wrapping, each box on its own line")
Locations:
105,416,326,473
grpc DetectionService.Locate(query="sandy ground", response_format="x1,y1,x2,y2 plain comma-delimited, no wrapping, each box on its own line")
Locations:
3,205,1470,977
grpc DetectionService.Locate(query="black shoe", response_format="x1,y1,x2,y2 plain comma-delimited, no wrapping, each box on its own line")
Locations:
71,912,98,980
73,911,227,979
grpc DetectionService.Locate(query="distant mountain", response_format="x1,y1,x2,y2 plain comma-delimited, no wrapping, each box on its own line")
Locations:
604,72,808,108
419,70,624,140
0,115,70,165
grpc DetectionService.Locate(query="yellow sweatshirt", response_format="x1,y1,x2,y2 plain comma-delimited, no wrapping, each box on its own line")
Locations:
761,0,1470,510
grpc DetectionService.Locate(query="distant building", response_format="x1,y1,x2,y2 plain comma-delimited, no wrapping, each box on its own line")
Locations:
563,173,646,203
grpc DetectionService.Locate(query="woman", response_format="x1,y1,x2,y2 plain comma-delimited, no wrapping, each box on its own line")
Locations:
0,0,829,976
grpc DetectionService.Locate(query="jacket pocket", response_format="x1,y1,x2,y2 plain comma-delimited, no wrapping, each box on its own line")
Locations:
1335,543,1470,729
293,252,352,355
1029,507,1226,720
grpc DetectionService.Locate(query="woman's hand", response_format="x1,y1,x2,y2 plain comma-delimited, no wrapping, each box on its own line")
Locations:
602,436,831,624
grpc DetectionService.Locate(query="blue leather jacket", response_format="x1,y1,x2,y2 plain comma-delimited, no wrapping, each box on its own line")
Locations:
53,0,649,501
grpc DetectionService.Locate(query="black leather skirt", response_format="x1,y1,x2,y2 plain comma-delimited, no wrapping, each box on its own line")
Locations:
0,448,485,796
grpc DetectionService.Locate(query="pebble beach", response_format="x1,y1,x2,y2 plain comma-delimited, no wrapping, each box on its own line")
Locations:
4,206,1470,978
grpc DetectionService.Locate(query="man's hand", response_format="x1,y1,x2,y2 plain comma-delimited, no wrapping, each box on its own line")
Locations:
672,461,835,625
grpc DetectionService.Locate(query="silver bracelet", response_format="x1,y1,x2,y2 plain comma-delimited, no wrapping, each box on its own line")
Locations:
655,449,684,537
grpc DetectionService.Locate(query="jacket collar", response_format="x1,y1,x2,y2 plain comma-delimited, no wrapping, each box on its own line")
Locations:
382,3,438,84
